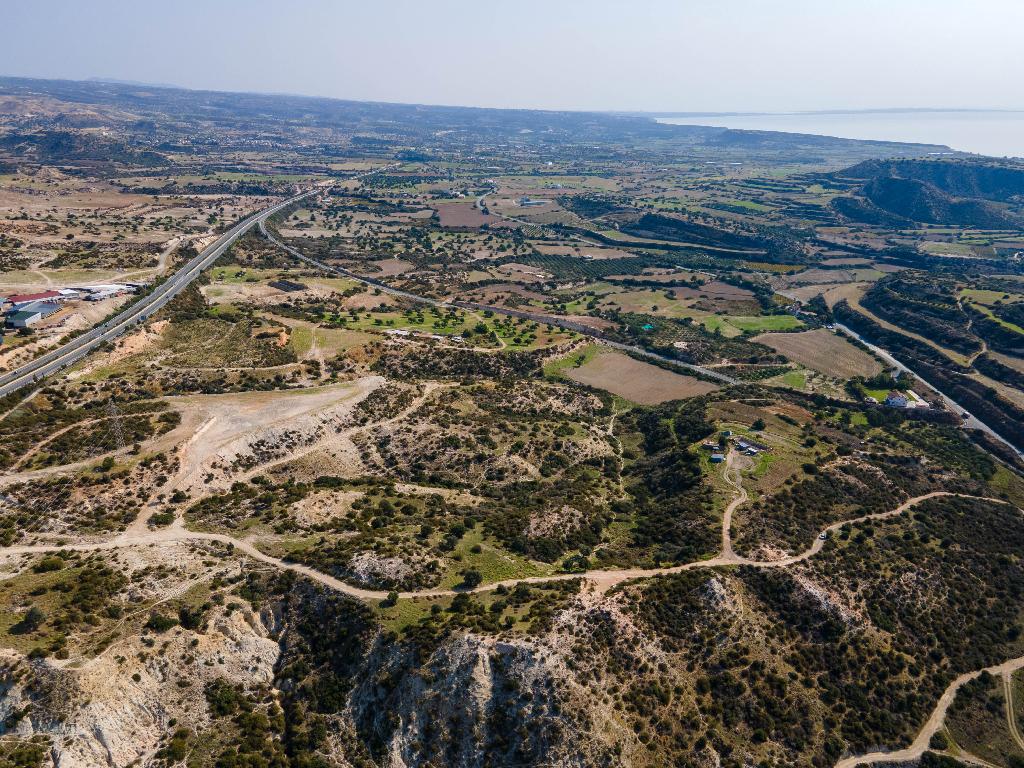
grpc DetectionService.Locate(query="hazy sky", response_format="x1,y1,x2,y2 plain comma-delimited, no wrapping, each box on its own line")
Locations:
3,0,1022,113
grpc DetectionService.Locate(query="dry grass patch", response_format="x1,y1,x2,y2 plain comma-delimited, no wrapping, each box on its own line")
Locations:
433,201,499,228
753,328,882,379
566,351,717,404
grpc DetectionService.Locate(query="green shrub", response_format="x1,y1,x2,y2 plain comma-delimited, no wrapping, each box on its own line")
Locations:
145,613,179,633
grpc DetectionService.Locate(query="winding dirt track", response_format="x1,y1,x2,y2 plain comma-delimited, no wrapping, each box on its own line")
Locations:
720,450,746,559
0,486,1001,602
0,433,1002,600
5,179,1018,766
0,447,1016,766
834,655,1024,768
1006,671,1024,752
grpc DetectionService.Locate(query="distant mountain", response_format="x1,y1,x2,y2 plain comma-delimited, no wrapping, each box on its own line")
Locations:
863,175,1017,228
830,195,913,227
840,158,1024,202
830,158,1024,228
85,77,182,89
0,76,956,167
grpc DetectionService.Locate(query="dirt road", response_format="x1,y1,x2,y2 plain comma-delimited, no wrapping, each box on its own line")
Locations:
1006,671,1024,752
720,450,746,559
125,377,384,534
0,479,1000,603
835,655,1024,767
0,438,1013,768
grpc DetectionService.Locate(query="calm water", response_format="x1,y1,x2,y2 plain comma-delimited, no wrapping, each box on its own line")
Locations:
655,111,1024,159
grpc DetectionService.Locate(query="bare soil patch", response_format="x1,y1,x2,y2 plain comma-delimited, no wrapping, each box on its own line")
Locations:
290,489,364,527
495,263,551,283
779,282,869,308
752,328,882,379
374,258,414,276
535,243,637,260
566,351,718,404
433,202,499,229
821,257,873,267
201,282,281,304
671,280,755,301
607,269,702,283
459,283,549,303
563,314,615,331
168,377,382,494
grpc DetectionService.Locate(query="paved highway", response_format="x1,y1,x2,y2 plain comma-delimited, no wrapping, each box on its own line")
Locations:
836,323,1023,458
0,187,319,398
264,215,1023,442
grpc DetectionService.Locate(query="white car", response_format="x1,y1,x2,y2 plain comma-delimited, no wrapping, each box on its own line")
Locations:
818,532,828,540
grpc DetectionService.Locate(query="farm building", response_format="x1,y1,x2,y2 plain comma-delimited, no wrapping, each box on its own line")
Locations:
5,301,60,328
79,284,132,301
736,437,769,453
5,290,61,308
269,279,308,292
5,310,40,328
906,390,930,408
710,453,725,463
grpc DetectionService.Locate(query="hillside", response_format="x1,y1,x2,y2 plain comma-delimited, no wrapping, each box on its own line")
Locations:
1,73,1024,768
863,175,1017,227
830,158,1024,227
0,76,951,168
839,158,1024,201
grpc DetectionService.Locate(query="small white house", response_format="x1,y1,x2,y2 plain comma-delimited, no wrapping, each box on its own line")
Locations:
885,391,910,408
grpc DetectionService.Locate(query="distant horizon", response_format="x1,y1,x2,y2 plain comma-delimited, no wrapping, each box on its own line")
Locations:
656,110,1024,159
4,1,1023,114
8,71,1024,157
641,107,1024,117
5,73,1024,121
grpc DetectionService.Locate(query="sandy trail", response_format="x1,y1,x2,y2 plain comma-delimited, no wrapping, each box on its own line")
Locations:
720,450,746,560
31,270,53,288
9,418,104,471
1006,671,1024,752
0,378,380,496
118,230,214,283
0,464,1014,768
0,439,139,489
173,378,380,480
0,487,1001,601
835,654,1024,767
0,387,41,424
125,377,384,534
0,389,1016,768
962,299,989,367
229,380,450,486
